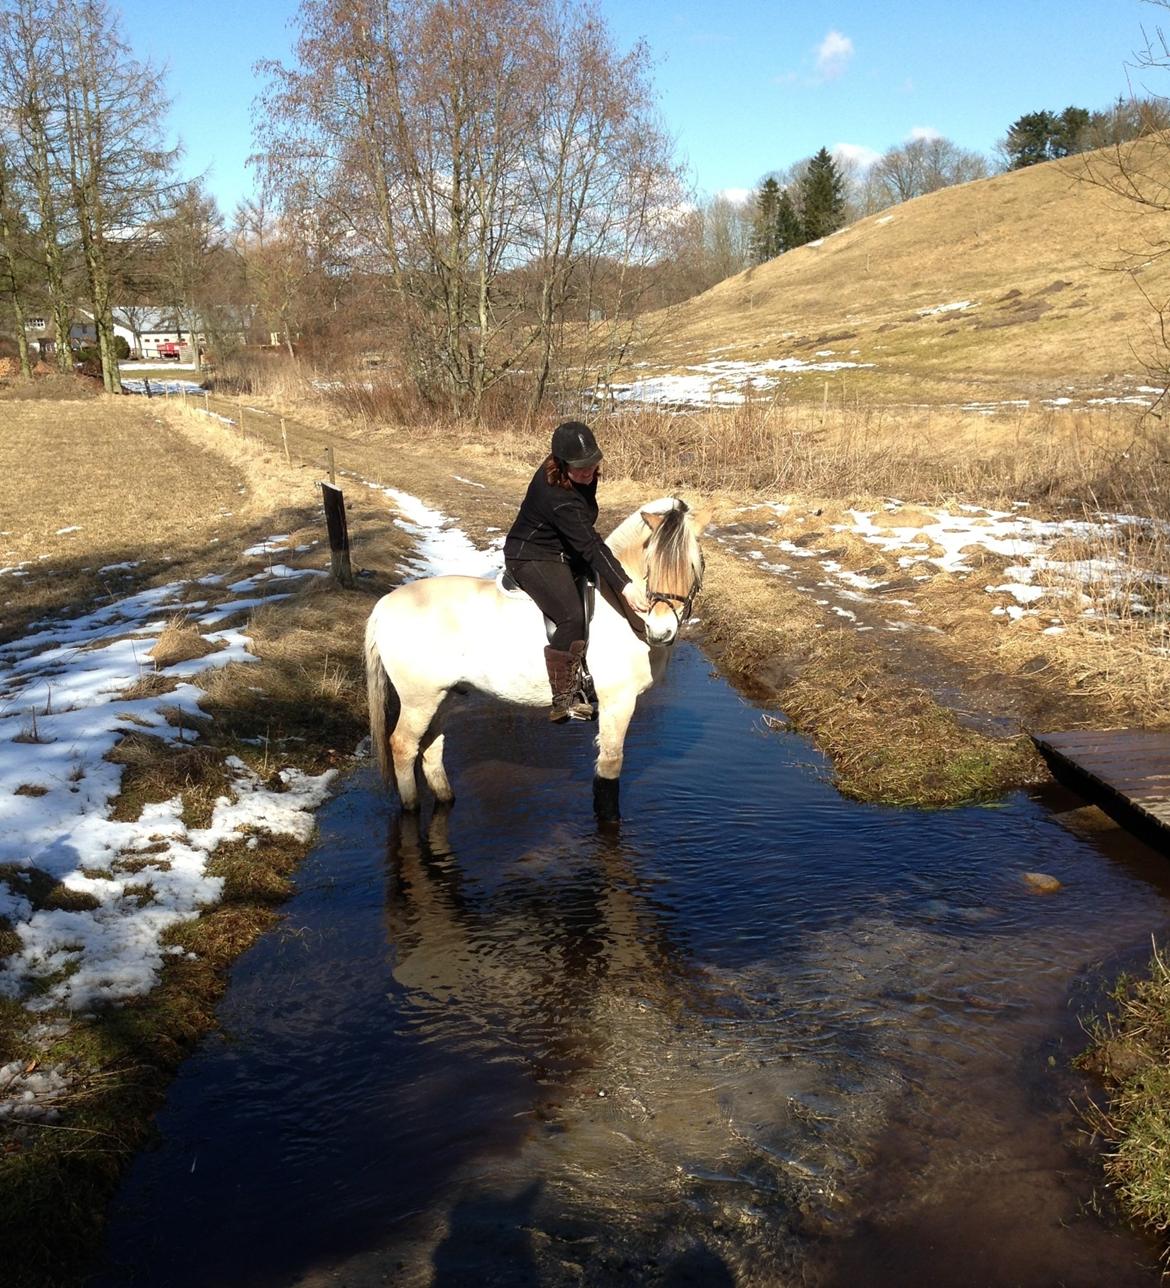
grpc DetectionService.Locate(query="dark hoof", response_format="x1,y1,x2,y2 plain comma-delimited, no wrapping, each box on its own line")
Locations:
593,775,620,822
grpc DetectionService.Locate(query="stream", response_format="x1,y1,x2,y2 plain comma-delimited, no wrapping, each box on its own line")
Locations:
92,643,1169,1286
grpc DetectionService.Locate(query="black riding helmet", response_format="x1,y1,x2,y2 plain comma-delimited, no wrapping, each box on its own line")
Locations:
551,421,603,469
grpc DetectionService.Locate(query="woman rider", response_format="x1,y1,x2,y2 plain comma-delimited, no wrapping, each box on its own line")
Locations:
504,421,650,722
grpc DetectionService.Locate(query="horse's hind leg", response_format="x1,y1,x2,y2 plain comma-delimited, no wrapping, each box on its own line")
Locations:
390,689,447,811
420,725,453,804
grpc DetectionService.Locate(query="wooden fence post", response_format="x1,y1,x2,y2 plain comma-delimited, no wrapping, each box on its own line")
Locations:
280,416,290,465
320,482,354,588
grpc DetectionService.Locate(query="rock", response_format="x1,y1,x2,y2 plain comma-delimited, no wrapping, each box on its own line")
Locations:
1022,871,1062,893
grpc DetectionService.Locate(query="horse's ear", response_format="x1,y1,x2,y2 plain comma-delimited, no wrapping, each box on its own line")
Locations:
640,510,666,531
687,504,714,534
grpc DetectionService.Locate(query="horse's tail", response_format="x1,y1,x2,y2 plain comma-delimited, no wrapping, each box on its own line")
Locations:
364,606,399,786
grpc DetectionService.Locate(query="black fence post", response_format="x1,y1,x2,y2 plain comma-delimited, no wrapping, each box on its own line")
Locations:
320,482,355,588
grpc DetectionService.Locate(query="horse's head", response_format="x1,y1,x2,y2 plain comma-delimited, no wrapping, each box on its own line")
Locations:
610,497,709,646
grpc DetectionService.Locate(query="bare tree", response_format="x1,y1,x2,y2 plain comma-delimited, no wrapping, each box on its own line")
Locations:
0,141,34,375
50,0,177,392
0,0,77,373
254,0,683,417
233,192,339,362
873,136,989,206
522,9,684,409
150,180,227,347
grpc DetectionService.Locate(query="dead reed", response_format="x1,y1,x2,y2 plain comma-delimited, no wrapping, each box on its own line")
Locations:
588,398,1170,514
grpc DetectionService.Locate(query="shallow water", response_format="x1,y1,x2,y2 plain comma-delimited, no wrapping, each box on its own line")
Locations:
93,644,1169,1286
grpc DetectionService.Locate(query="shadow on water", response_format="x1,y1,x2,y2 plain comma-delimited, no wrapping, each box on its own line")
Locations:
91,645,1170,1287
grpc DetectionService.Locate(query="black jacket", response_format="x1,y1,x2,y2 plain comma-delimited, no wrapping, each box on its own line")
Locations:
504,464,631,595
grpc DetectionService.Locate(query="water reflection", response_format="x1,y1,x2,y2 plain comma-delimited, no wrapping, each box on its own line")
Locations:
379,801,785,1285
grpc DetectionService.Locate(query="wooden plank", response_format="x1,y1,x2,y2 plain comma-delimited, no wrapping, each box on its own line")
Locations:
1035,729,1168,747
1031,729,1170,855
1036,731,1170,756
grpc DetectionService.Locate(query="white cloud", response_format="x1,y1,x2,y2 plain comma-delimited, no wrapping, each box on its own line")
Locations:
816,30,854,79
717,187,752,205
833,143,881,172
908,125,942,142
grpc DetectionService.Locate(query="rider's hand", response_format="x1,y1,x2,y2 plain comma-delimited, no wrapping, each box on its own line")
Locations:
623,582,650,614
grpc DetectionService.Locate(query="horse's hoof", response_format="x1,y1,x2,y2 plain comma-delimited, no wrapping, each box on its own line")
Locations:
592,775,620,821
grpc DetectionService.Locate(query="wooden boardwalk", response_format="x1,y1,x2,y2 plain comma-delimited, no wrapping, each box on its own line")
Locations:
1032,730,1170,853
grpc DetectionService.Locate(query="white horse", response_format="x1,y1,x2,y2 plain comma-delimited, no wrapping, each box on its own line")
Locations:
365,497,708,820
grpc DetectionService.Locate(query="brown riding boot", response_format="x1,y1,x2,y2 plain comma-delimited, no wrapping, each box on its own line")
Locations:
544,641,594,723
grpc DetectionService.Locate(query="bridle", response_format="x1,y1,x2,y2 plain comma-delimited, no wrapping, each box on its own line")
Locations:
644,550,704,638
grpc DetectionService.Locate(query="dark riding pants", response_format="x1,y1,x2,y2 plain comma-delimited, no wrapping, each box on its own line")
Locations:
505,558,585,651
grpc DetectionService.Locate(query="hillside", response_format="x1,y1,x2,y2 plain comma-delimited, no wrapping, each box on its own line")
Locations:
633,139,1170,408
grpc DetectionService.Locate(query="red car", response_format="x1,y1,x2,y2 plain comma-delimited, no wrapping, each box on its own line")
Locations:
156,340,183,360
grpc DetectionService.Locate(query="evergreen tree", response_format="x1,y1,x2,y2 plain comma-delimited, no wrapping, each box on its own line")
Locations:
749,177,781,263
1004,111,1057,168
774,187,804,252
799,148,846,240
1052,106,1090,156
1004,106,1090,168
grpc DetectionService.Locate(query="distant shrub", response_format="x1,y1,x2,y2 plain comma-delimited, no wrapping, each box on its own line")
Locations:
114,335,130,360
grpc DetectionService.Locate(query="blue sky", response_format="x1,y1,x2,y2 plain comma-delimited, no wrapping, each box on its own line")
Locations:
121,0,1156,216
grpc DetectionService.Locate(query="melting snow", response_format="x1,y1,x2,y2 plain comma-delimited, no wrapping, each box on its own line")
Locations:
607,356,875,408
717,502,1167,633
917,300,975,316
121,379,207,397
0,551,335,1013
363,481,503,577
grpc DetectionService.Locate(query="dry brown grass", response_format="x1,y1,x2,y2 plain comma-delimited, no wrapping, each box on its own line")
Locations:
634,139,1170,404
0,372,101,400
586,399,1167,513
147,617,222,669
697,545,1040,804
0,400,252,644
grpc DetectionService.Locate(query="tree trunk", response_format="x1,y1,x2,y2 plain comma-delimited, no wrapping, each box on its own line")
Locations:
0,215,32,378
2,284,32,377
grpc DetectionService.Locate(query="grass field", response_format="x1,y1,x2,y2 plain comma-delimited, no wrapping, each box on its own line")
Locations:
622,140,1170,408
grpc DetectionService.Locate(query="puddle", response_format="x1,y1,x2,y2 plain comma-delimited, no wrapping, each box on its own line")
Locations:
92,645,1167,1286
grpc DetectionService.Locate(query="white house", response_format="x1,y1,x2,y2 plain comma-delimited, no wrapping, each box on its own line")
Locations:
25,307,249,361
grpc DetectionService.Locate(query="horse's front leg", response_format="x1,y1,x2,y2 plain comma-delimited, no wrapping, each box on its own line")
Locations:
593,689,636,821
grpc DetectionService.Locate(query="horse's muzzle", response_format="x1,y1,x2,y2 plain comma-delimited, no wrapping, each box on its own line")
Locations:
645,620,680,647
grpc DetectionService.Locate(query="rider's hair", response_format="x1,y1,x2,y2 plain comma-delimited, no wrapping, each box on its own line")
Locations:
543,453,574,491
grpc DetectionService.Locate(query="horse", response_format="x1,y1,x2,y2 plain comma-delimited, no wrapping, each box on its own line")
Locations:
364,496,708,820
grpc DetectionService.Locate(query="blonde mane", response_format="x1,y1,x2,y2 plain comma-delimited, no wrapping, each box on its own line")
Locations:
607,497,703,590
